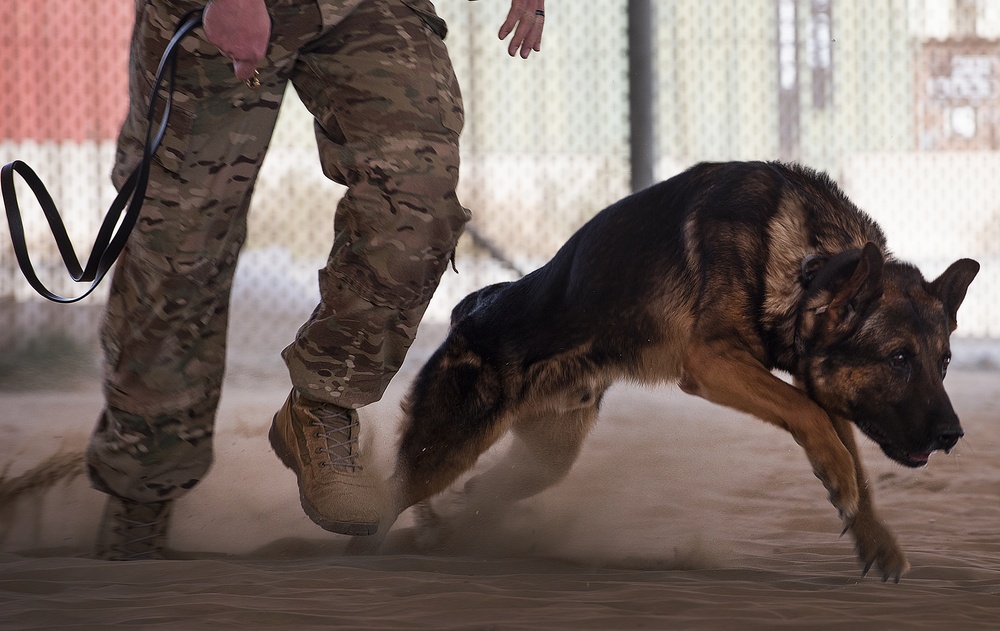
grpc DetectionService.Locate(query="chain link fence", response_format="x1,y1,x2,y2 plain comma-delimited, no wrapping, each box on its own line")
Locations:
1,0,997,373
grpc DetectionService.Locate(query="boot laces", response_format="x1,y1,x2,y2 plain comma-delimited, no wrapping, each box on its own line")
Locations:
311,404,362,472
111,503,169,560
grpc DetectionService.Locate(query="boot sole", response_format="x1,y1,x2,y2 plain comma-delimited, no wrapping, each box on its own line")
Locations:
268,415,378,537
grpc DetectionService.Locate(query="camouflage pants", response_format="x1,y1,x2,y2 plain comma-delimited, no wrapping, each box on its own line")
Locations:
87,0,468,503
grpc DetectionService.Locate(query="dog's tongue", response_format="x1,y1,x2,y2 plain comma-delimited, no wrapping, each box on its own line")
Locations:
908,452,931,466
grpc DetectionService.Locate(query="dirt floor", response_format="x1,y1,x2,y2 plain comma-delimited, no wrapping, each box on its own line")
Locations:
1,327,998,630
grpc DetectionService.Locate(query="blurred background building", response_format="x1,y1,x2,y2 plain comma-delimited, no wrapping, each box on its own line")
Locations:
1,0,997,376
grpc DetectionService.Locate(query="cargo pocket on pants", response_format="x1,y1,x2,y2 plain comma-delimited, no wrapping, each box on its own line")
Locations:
401,0,464,135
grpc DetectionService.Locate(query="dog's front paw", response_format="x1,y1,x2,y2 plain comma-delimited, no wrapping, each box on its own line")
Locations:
846,513,910,583
812,453,860,519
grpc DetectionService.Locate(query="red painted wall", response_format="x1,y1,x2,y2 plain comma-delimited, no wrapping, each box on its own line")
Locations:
0,0,133,141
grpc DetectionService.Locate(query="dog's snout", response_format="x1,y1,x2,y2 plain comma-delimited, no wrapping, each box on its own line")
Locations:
935,425,964,453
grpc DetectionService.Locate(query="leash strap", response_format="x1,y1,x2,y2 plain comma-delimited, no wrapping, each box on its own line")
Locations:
1,10,203,304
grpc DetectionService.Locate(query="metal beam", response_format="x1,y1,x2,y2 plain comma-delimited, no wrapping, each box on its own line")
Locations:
628,0,656,192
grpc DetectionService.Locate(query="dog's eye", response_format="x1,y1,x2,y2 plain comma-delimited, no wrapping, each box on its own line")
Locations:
889,350,909,370
942,353,952,378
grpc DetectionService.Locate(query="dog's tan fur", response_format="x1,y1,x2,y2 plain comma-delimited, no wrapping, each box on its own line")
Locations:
356,162,979,581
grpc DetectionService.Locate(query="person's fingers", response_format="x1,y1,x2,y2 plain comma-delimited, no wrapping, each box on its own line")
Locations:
529,13,544,53
510,19,543,58
519,15,544,57
507,17,531,57
499,0,545,58
525,1,545,55
498,2,521,41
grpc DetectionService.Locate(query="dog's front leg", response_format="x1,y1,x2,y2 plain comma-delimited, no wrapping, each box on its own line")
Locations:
680,342,859,519
829,414,910,582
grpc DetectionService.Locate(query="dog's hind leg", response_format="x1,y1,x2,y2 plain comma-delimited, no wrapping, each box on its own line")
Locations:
347,405,510,557
829,414,909,582
460,395,601,516
393,337,514,512
393,406,511,514
347,335,510,555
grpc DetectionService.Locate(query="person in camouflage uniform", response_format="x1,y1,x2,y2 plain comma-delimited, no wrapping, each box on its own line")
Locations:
86,0,546,560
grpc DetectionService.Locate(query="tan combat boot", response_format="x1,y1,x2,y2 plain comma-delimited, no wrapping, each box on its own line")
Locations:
95,496,172,560
269,389,380,536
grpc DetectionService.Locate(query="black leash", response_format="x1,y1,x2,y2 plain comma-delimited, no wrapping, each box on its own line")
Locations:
1,10,203,304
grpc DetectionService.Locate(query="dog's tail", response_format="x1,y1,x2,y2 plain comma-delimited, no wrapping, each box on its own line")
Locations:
0,450,86,513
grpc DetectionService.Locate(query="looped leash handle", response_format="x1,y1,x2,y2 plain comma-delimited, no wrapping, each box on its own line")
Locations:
1,10,203,304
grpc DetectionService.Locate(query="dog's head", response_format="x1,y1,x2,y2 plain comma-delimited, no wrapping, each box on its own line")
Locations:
796,243,979,467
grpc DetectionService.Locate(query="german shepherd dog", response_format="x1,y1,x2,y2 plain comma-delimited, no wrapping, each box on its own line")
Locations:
358,161,979,581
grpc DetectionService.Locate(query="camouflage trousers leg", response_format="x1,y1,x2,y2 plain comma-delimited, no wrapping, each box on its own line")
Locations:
87,0,324,503
281,0,469,407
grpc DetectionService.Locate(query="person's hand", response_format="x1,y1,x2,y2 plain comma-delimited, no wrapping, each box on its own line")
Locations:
202,0,271,81
498,0,545,59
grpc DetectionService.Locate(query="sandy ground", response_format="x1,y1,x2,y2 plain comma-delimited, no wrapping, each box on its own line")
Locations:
1,328,998,630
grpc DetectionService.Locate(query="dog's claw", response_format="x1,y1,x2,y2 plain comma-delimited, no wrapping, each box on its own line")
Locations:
851,517,909,582
882,571,902,584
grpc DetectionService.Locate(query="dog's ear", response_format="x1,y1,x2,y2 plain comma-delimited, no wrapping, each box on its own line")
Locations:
826,242,884,335
929,258,980,331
